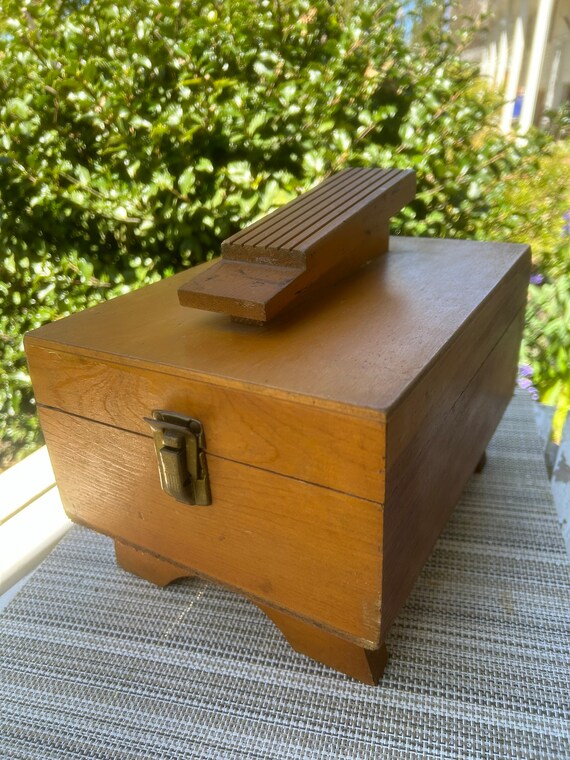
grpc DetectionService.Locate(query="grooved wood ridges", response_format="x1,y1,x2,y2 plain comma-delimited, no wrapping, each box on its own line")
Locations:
225,168,402,253
178,167,416,322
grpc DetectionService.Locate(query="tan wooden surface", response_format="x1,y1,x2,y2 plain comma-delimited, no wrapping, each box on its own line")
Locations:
39,405,383,645
26,237,530,414
25,346,386,502
384,254,529,468
112,537,389,683
115,540,192,587
256,603,389,685
381,308,526,637
26,234,531,683
223,168,412,262
178,168,415,322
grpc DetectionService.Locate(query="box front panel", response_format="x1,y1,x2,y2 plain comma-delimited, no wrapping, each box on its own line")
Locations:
26,344,385,504
39,406,383,646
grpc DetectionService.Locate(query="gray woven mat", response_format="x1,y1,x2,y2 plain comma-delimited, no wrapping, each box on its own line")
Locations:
1,392,569,759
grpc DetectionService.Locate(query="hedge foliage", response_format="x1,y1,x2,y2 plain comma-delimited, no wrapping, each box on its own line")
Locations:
507,141,570,441
0,0,550,466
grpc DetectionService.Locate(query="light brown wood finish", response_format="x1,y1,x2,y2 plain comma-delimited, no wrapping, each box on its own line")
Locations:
115,540,192,586
38,406,383,646
114,537,388,682
224,168,406,260
115,530,388,683
26,238,530,414
26,237,528,507
25,346,386,502
256,603,389,685
381,308,526,638
383,249,529,469
178,169,416,322
26,234,531,683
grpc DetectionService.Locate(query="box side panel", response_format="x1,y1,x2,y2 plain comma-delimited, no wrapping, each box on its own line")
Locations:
385,247,530,467
38,407,383,647
26,345,385,504
381,307,525,638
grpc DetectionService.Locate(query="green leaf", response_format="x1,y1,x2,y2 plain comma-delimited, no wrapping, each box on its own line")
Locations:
6,98,32,119
398,123,415,143
178,167,196,194
542,380,563,407
226,161,253,186
247,112,267,136
75,165,90,185
131,116,152,130
332,130,351,152
196,157,214,173
303,152,325,175
126,159,141,179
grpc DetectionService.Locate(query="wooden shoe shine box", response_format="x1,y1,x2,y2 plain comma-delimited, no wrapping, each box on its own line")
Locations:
25,169,530,684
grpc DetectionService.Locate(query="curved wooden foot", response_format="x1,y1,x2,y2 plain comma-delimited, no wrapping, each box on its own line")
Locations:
257,603,388,685
115,540,192,586
474,449,487,474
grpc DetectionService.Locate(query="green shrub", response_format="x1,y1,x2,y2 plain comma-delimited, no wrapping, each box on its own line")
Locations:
522,263,570,442
487,140,570,442
544,101,570,141
521,220,570,443
0,0,546,467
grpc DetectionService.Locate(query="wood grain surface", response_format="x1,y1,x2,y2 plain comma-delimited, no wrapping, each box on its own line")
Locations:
256,602,389,685
115,540,193,586
26,346,386,502
178,168,415,322
39,406,383,646
26,237,530,414
381,308,526,638
26,234,531,680
222,168,412,263
385,250,529,469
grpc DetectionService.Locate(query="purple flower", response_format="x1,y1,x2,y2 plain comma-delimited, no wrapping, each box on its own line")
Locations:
518,364,533,378
516,367,539,400
563,211,570,236
530,273,544,285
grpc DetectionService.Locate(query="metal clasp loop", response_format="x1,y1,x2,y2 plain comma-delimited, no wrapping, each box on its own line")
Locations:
145,410,211,506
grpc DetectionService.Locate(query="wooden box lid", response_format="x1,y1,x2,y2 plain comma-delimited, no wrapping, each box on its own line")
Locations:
25,171,530,503
26,237,530,415
26,168,529,416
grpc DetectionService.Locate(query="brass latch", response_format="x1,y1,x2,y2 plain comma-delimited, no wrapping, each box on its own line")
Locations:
145,410,211,506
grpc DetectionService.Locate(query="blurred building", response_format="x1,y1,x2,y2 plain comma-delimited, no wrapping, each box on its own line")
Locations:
461,0,570,132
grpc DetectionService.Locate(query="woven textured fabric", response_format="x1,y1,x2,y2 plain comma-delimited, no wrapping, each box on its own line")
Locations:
1,392,569,759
